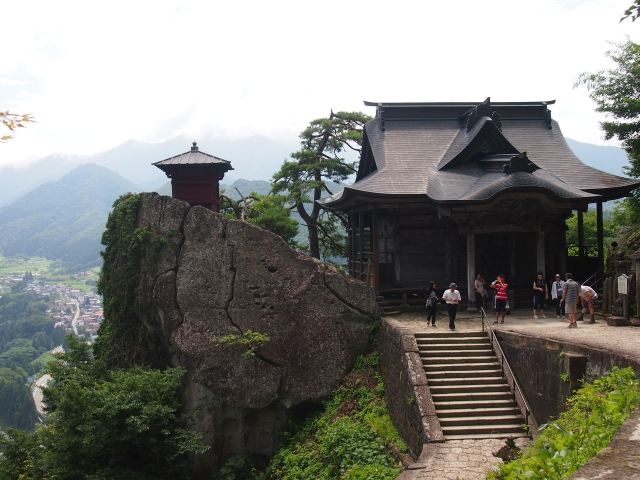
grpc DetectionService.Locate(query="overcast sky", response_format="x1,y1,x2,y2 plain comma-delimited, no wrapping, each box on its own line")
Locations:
1,0,638,170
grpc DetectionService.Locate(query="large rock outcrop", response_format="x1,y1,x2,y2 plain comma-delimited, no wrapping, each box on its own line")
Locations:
135,193,378,473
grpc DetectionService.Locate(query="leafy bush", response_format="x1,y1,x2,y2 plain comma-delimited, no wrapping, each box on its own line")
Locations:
488,367,640,480
263,353,403,479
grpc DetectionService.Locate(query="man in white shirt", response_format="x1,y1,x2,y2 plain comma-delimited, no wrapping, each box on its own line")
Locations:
443,283,462,331
580,285,598,324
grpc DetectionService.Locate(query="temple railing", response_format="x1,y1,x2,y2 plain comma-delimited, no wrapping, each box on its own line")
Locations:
480,307,531,429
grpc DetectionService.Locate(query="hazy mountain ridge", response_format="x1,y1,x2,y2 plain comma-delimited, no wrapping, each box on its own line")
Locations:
0,134,299,207
0,164,138,269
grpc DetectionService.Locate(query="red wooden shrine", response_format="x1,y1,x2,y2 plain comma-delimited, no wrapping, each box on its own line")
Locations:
153,142,233,212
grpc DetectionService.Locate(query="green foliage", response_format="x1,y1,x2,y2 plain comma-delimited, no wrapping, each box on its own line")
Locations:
95,193,164,368
263,353,403,479
272,111,371,260
487,367,640,480
621,0,640,22
0,336,208,480
212,329,271,357
576,39,640,221
565,206,631,258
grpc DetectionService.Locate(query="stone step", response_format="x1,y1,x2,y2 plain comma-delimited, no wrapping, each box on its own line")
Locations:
422,356,497,365
439,415,524,427
421,349,494,358
428,376,508,387
417,337,490,345
426,369,503,379
380,310,402,316
431,391,514,402
380,305,397,312
377,300,390,307
433,399,517,410
415,331,487,339
375,296,385,302
436,407,521,418
418,342,491,351
429,383,510,395
441,424,527,436
444,432,531,441
424,362,500,371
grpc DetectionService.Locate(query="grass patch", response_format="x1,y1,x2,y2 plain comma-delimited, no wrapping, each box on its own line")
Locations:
487,366,640,480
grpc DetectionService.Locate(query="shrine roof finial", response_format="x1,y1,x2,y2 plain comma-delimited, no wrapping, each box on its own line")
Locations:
191,142,198,152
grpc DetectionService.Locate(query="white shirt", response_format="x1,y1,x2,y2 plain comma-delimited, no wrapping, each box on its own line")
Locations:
443,289,461,304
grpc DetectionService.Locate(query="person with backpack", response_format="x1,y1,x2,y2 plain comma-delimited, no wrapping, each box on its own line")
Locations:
426,281,438,327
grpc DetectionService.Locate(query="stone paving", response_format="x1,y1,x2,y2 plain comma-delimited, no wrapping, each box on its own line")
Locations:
391,308,640,480
410,438,530,480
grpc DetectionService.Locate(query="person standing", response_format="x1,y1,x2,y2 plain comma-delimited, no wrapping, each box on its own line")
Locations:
442,283,461,331
532,271,548,319
551,274,565,318
492,274,508,324
561,272,580,328
426,281,438,327
580,284,598,324
475,273,487,311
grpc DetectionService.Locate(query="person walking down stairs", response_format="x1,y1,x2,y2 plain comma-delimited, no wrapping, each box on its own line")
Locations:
443,283,461,331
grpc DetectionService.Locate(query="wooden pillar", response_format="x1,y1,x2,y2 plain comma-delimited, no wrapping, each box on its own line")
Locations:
597,202,604,271
508,233,517,279
467,233,475,308
578,210,584,259
372,209,379,292
358,212,364,281
537,230,545,274
560,225,567,275
347,213,353,277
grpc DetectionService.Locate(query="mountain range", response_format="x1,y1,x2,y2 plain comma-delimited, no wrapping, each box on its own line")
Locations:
0,134,299,207
0,136,632,271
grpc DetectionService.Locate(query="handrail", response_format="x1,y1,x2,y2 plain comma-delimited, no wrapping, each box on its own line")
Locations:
479,307,531,429
582,266,606,289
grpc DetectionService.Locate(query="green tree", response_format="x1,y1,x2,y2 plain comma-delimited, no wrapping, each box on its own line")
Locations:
272,111,371,260
566,205,629,257
576,39,640,221
0,336,208,480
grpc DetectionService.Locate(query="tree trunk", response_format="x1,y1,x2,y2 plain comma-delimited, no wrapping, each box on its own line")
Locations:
308,221,320,259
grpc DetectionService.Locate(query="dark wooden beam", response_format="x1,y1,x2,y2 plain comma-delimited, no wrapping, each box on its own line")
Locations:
597,202,604,271
578,210,584,259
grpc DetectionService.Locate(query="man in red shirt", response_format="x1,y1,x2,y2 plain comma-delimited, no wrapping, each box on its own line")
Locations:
492,274,508,324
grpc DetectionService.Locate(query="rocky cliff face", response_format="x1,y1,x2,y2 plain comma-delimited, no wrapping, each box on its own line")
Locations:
134,193,378,473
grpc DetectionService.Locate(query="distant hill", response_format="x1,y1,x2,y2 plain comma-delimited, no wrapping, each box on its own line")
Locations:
565,138,630,177
0,135,298,207
0,164,137,270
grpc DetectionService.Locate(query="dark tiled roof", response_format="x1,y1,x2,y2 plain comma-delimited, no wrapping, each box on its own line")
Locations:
320,101,640,208
152,142,233,169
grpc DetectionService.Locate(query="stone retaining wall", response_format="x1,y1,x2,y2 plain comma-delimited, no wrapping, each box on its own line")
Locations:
496,330,640,424
379,318,444,458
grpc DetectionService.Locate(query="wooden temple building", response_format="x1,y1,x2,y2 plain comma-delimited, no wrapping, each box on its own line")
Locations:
153,142,233,213
319,98,640,307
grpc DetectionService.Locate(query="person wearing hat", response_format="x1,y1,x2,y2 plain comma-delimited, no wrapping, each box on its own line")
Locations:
492,274,508,324
442,283,461,331
551,274,566,318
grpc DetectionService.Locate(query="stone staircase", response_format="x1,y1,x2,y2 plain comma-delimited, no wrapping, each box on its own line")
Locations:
376,295,401,316
416,331,530,440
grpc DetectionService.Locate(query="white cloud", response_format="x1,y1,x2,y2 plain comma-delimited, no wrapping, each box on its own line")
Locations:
0,0,637,168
